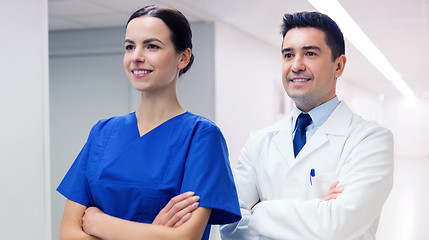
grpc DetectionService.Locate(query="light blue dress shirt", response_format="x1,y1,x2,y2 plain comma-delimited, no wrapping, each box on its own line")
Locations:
292,96,340,140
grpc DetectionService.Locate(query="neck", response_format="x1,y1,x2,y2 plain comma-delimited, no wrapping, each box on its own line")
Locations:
135,83,185,136
295,95,336,113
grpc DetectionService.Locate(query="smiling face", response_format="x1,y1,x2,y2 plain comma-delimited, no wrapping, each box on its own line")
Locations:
123,16,188,92
281,27,346,112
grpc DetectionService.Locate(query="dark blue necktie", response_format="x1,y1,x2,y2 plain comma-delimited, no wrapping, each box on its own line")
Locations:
293,113,312,157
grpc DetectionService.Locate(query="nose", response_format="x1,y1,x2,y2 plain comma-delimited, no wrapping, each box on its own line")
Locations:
291,56,306,73
132,47,145,63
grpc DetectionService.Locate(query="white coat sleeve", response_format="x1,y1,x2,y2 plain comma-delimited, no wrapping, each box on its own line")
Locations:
223,125,394,240
220,134,261,240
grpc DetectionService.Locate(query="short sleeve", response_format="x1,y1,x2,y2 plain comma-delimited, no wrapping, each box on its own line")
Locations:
180,124,241,225
56,123,99,207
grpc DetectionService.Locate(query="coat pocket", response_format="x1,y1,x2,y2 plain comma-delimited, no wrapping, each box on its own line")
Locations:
308,172,338,199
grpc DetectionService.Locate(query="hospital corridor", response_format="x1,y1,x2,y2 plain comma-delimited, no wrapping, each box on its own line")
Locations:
1,0,429,239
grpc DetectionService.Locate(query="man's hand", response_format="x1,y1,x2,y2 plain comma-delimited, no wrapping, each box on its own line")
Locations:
322,181,344,201
153,191,200,227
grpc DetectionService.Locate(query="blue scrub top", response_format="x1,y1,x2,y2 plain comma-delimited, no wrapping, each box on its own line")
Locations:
57,112,241,239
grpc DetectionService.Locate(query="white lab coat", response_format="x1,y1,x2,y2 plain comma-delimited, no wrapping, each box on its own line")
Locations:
220,102,394,240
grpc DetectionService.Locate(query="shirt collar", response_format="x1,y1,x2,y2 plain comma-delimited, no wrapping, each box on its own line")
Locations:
291,96,340,130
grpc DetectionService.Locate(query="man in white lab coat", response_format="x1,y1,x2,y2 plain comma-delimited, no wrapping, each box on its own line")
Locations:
220,12,394,240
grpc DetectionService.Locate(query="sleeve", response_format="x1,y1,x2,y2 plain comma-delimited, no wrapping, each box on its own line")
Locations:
222,125,394,240
180,124,241,225
220,132,262,240
56,122,100,207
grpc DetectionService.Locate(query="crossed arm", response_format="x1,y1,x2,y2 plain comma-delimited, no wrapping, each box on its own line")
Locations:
59,192,207,240
59,173,343,240
249,181,343,212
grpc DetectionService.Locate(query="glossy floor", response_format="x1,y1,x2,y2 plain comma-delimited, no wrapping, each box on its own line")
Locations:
377,157,429,240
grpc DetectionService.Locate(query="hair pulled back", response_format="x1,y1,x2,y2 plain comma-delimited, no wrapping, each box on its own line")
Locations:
127,5,194,76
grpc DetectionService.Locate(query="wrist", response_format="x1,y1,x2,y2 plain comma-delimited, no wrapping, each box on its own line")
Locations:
96,213,110,238
87,211,108,239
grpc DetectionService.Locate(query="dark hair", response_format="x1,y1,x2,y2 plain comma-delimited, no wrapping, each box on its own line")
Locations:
281,12,345,61
127,5,194,76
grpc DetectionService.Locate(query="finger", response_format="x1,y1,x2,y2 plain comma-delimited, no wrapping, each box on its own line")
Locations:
323,181,342,196
167,195,199,214
170,202,199,227
167,196,199,218
323,193,341,201
163,192,195,212
328,180,340,190
332,186,344,194
173,212,192,228
153,194,199,227
323,186,344,200
327,186,344,196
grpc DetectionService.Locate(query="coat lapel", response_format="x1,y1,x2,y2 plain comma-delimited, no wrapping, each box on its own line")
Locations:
272,117,295,165
297,129,329,160
270,102,353,166
295,102,353,162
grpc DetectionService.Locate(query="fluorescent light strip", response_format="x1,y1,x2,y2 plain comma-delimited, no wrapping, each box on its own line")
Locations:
307,0,415,98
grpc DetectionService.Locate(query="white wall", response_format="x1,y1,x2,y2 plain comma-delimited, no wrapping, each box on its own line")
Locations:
214,21,291,168
50,28,130,240
178,22,216,121
0,0,51,239
381,97,429,159
376,96,429,240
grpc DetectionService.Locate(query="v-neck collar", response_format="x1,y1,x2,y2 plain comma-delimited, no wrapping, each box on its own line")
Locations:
133,111,189,138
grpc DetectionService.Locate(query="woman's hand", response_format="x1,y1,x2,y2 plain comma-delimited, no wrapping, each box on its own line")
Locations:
81,191,200,238
82,207,106,237
153,191,200,227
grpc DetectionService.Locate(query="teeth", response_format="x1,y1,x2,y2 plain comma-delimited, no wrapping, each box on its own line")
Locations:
133,70,150,74
292,78,309,82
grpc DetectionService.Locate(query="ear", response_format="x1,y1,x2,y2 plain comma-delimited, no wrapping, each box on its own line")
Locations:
334,54,347,79
178,48,192,70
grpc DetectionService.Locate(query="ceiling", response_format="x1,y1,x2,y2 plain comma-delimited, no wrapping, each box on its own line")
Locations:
48,0,429,100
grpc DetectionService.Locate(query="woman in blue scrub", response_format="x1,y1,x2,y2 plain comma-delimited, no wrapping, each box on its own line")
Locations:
57,5,241,240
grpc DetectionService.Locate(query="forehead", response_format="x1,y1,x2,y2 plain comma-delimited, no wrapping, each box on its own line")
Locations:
125,16,170,39
282,27,328,49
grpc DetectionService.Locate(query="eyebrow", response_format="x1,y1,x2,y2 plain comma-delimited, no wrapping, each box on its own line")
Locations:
303,45,321,51
124,38,165,45
281,45,321,53
281,47,293,54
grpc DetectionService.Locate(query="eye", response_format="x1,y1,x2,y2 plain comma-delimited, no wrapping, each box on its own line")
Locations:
147,44,160,50
306,51,316,56
125,44,135,51
284,53,293,59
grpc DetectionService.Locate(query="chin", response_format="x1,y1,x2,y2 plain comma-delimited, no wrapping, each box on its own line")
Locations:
286,90,307,100
290,95,314,106
130,83,148,92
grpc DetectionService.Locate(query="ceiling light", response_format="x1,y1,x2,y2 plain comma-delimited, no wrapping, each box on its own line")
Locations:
307,0,415,98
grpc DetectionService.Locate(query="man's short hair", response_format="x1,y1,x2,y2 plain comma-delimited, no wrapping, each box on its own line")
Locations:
281,12,345,61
